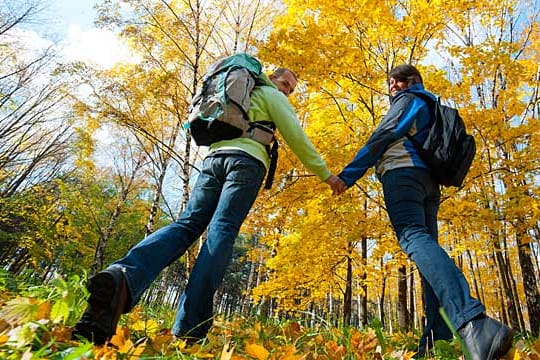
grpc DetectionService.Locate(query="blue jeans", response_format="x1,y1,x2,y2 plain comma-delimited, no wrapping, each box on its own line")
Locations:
381,167,484,348
109,150,266,338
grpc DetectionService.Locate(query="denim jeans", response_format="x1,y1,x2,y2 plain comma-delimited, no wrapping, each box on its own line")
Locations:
109,150,266,339
381,167,484,348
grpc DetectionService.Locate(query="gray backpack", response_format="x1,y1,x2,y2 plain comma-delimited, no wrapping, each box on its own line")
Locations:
187,53,275,147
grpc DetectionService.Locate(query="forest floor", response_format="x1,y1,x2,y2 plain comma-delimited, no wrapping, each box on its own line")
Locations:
1,272,539,359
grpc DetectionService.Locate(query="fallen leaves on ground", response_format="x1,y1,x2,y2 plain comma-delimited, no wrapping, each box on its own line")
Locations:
1,293,539,359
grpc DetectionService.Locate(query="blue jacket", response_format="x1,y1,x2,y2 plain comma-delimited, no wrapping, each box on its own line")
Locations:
338,84,437,187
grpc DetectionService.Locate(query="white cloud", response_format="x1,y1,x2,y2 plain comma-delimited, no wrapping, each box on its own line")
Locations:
2,28,54,56
60,25,140,68
6,24,140,70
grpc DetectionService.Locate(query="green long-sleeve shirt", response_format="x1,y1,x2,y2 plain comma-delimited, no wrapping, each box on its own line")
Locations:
209,73,331,182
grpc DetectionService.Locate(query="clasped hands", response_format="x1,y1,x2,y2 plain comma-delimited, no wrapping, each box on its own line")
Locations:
325,175,347,196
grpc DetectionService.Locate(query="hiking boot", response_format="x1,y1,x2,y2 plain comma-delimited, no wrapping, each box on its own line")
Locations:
458,314,514,360
72,267,130,345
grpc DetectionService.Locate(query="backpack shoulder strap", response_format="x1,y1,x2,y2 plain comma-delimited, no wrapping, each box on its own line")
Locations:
406,90,440,109
403,91,438,145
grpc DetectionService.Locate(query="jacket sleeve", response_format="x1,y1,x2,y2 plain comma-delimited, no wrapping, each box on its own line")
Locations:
264,89,331,181
338,94,426,187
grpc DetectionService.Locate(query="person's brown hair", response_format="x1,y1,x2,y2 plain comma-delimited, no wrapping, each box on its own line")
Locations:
388,64,423,86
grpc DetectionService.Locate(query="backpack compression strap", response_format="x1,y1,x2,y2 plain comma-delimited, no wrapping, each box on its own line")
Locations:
243,120,278,189
265,140,278,189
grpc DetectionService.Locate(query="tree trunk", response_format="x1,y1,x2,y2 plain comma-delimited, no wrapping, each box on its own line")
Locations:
509,264,526,331
379,258,386,327
492,234,520,330
241,256,257,315
516,231,540,335
397,264,409,330
0,242,16,266
409,264,415,330
465,249,482,301
145,169,166,236
90,202,121,275
343,252,352,326
90,153,145,275
9,248,30,274
360,236,368,326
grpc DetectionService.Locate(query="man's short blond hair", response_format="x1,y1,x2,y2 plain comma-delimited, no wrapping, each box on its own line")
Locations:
272,68,298,81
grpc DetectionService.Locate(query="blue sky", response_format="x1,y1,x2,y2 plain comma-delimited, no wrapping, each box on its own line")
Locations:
47,0,96,37
16,0,136,68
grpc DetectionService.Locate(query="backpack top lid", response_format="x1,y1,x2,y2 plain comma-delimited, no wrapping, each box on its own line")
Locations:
204,53,263,81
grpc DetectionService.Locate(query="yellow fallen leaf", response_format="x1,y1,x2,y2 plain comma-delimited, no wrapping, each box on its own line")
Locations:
131,318,159,335
192,351,215,358
150,330,173,353
279,344,302,360
110,326,130,348
35,301,51,320
131,319,147,332
314,334,324,345
94,344,119,359
245,342,269,360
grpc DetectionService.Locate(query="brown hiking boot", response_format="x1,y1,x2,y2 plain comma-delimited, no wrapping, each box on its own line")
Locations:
72,267,130,345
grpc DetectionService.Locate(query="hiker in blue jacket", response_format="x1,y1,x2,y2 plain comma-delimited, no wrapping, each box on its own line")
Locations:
335,64,514,360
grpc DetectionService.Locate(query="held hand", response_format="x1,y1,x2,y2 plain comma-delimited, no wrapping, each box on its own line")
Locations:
325,175,348,196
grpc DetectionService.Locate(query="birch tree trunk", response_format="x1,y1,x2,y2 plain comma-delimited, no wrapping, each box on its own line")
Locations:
90,152,145,275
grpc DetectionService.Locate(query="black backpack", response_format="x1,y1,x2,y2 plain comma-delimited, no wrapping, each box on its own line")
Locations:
406,92,476,187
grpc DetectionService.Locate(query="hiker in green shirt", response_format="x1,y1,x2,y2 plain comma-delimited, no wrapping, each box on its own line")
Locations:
72,64,344,345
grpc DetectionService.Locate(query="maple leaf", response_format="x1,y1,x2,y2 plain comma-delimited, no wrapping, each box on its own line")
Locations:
131,317,159,336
